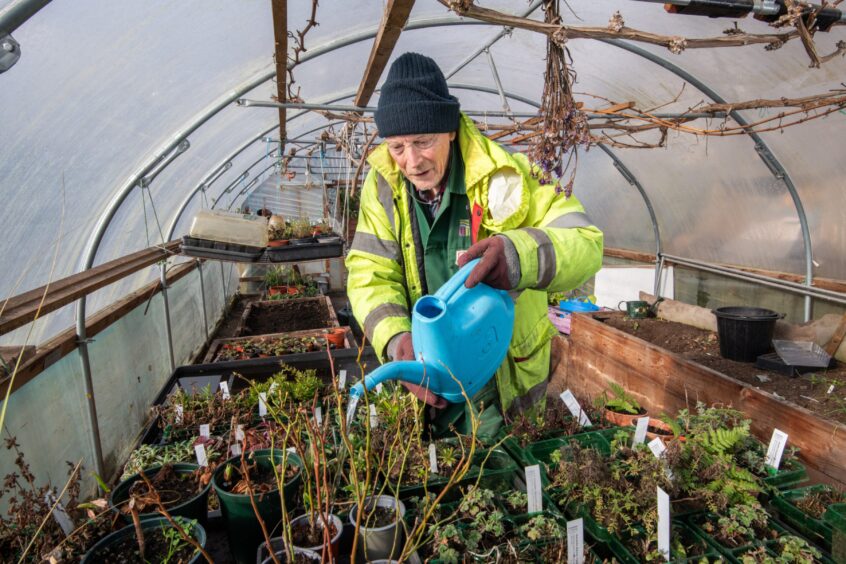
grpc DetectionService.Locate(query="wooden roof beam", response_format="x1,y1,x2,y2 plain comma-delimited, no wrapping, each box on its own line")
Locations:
353,0,416,109
270,0,288,147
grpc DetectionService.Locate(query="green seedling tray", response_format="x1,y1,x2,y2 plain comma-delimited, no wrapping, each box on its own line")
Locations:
388,446,518,503
771,484,839,551
686,510,831,564
761,457,808,490
824,503,846,564
523,431,612,487
600,520,723,564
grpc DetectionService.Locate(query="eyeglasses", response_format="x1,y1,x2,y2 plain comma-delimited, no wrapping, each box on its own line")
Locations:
386,135,439,156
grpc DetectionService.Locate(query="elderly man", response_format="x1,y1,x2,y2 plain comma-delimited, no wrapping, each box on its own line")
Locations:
346,52,603,434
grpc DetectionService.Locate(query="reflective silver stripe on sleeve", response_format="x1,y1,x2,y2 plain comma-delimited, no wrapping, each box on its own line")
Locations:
546,211,594,229
376,175,396,233
350,231,401,261
523,227,557,289
363,303,409,342
506,379,548,418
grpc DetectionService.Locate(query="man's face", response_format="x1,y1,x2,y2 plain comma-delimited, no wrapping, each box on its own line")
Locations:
386,131,455,192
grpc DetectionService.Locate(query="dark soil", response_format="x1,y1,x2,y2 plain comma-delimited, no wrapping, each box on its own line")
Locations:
90,526,197,563
240,299,332,336
599,313,846,425
361,505,397,528
508,398,612,447
216,294,259,339
291,518,338,547
795,488,846,518
219,461,298,495
126,466,200,512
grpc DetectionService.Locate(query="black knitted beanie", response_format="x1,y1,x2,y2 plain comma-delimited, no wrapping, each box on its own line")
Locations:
375,52,460,138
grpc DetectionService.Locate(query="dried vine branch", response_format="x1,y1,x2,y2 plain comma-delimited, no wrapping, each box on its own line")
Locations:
284,0,320,103
528,0,589,194
440,0,844,65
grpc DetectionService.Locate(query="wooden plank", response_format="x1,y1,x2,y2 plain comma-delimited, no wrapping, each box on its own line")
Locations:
824,312,846,356
353,0,416,108
0,261,197,398
604,247,656,264
270,0,287,144
564,313,846,487
0,241,180,336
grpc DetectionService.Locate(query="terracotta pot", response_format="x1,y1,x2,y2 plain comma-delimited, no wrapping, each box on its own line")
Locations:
604,407,648,427
268,239,289,248
644,418,685,442
286,286,300,296
325,328,346,348
268,286,285,297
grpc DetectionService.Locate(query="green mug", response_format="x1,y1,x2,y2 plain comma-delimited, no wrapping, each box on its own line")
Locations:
618,300,649,318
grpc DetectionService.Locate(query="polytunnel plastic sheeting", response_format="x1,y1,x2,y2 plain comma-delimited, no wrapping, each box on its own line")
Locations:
564,147,657,255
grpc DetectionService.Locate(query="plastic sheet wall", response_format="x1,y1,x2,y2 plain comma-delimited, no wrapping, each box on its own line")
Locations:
0,261,238,501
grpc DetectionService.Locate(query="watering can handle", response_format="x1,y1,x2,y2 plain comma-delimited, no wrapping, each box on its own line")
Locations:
435,258,481,300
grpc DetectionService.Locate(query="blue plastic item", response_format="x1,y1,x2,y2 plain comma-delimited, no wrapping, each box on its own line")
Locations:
558,298,599,313
349,259,514,403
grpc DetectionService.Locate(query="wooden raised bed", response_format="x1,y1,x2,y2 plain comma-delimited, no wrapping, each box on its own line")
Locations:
558,312,846,486
203,326,355,364
236,295,339,337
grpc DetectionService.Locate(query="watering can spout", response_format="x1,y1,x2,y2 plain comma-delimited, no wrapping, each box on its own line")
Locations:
347,259,515,405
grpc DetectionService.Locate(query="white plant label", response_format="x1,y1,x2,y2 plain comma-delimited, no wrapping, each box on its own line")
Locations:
633,416,649,446
649,437,674,479
338,369,347,389
235,424,245,441
657,487,671,561
375,383,383,394
765,429,789,470
230,443,242,457
429,443,439,474
827,384,835,395
566,518,585,564
199,424,210,439
559,389,592,427
194,444,208,467
525,465,543,513
648,437,667,458
174,404,183,425
259,392,268,417
219,381,230,399
314,406,323,425
45,493,74,536
369,404,378,429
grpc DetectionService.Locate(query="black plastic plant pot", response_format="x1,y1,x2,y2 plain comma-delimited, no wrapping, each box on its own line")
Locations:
712,306,781,362
82,516,207,564
211,448,304,564
109,463,211,526
349,495,407,562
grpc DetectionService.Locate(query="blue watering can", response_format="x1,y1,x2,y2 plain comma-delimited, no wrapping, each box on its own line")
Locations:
349,259,515,403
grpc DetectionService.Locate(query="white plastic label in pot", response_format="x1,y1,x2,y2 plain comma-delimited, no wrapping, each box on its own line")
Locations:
429,443,438,474
259,393,268,417
195,444,208,467
199,424,210,439
765,429,788,470
559,389,592,427
339,369,347,389
566,518,584,564
633,416,649,446
219,381,230,399
525,465,543,513
657,487,670,561
314,406,322,425
175,404,183,425
369,404,378,429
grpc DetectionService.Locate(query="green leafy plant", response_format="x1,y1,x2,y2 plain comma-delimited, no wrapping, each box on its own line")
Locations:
160,518,197,564
290,217,314,239
518,514,563,541
602,382,642,415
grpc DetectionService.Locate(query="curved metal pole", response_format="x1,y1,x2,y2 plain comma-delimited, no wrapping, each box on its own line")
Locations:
601,38,814,321
221,161,279,211
0,0,52,34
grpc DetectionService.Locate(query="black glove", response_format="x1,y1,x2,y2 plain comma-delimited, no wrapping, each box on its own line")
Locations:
457,235,519,290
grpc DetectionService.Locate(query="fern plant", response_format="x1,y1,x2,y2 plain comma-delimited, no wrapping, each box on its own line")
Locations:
604,382,642,415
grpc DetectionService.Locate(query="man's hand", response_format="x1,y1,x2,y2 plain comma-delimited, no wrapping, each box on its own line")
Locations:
388,332,447,408
457,235,518,290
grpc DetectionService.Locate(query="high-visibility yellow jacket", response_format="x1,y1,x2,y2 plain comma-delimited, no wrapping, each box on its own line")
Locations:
346,114,603,416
